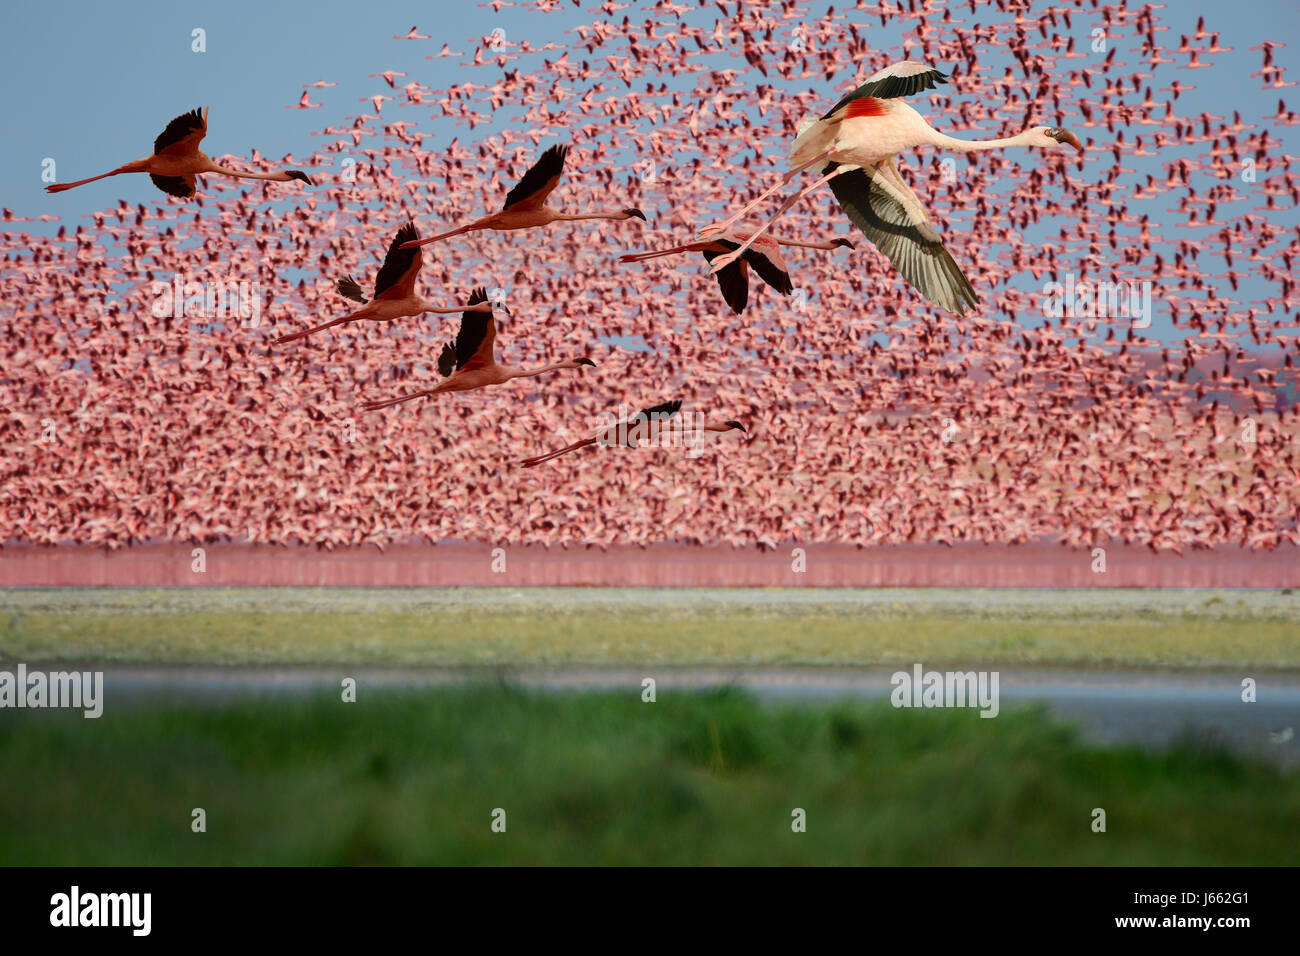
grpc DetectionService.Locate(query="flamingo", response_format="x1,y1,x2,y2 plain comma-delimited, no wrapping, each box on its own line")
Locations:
274,222,477,345
520,400,746,467
360,287,594,410
44,108,313,199
701,62,1084,314
401,144,646,250
287,91,322,110
619,230,853,314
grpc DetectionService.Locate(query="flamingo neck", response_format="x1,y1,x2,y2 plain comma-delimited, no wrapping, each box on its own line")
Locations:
776,238,840,250
509,362,568,379
208,163,288,181
554,210,625,221
929,129,1038,152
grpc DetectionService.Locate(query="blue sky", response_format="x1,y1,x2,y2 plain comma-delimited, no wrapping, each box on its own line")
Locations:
7,0,1294,201
3,0,1297,346
3,0,593,198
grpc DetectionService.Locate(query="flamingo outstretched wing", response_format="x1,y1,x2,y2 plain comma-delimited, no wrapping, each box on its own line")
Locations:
149,174,197,198
825,160,978,315
154,107,209,157
372,222,423,300
822,62,949,119
628,399,682,424
503,144,568,211
741,247,793,297
701,244,751,314
440,287,495,374
336,276,369,304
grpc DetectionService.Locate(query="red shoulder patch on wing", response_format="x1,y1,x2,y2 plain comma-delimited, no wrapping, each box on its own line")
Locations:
845,97,887,118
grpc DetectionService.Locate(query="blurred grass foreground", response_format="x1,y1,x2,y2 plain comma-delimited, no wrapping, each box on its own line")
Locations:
2,686,1295,865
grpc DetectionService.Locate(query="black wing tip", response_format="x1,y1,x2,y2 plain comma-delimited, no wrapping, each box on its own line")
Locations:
704,248,750,313
437,341,457,377
716,264,749,314
149,174,194,199
638,399,683,419
336,275,367,303
153,108,207,154
823,66,950,119
503,145,570,209
741,248,793,297
372,223,422,296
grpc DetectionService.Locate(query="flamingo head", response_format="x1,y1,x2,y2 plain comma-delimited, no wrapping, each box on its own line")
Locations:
1034,127,1084,153
832,237,855,249
285,170,314,184
573,357,597,368
623,208,647,221
724,420,748,433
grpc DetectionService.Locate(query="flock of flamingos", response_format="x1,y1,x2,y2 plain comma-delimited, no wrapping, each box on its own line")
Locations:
6,0,1298,551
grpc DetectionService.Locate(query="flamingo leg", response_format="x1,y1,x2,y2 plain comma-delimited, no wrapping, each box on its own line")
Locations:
274,307,372,345
696,150,833,238
708,166,849,275
401,223,482,249
45,169,126,193
618,243,706,263
361,382,451,411
520,437,597,468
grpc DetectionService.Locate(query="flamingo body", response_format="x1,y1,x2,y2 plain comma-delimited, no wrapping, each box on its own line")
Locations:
707,62,1084,314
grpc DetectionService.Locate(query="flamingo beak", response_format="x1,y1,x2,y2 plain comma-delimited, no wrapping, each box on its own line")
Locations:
577,358,596,367
625,208,647,221
726,420,748,433
1050,128,1084,153
833,237,855,249
286,170,314,184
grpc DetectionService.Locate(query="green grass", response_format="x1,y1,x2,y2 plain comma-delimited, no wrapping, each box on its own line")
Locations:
3,587,1299,669
1,687,1295,865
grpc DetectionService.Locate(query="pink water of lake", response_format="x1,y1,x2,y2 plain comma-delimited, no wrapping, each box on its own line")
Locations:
1,542,1295,588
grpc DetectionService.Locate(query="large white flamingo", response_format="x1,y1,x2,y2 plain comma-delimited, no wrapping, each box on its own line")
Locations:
702,62,1084,314
520,400,746,467
619,229,853,314
361,287,594,409
401,144,646,250
274,222,478,345
45,107,313,199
